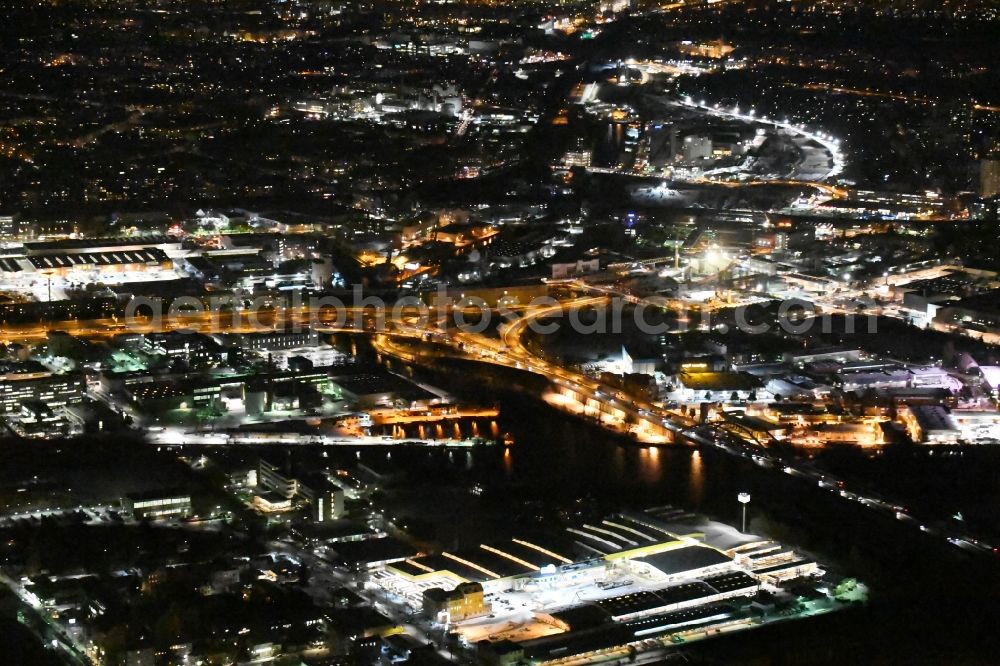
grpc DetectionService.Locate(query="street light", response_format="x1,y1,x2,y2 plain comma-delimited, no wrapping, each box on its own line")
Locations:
738,492,751,532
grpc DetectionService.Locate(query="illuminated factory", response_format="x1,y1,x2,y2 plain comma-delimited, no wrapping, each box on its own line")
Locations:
0,236,182,300
369,509,824,664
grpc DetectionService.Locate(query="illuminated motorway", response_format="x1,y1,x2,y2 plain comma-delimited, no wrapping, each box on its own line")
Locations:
581,82,848,194
677,97,846,182
0,303,495,345
390,296,689,443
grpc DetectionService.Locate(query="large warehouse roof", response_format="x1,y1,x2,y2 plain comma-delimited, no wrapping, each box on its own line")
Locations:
633,544,732,576
27,248,169,270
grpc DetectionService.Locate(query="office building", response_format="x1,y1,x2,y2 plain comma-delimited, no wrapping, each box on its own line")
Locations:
123,491,193,520
0,373,86,414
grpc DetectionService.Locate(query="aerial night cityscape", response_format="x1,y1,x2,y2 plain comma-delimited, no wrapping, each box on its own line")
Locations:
2,1,1000,665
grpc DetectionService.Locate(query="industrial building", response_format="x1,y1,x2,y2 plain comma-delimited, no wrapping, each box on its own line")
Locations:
898,404,961,445
369,509,826,664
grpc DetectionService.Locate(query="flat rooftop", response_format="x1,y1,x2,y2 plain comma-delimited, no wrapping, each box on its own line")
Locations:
331,370,438,402
549,604,612,631
595,591,670,618
906,404,959,433
703,571,759,594
634,545,732,576
329,537,419,567
679,371,762,391
398,538,565,583
24,236,175,254
624,602,737,638
622,510,761,552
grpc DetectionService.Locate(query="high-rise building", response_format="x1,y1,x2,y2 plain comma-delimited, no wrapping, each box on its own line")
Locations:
981,158,1000,199
0,215,16,239
315,488,345,522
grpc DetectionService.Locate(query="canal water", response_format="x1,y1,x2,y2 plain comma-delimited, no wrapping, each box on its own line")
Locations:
353,391,752,552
